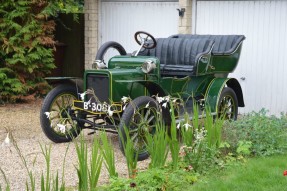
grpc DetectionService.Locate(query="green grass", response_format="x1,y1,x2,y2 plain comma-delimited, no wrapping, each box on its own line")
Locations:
190,154,287,191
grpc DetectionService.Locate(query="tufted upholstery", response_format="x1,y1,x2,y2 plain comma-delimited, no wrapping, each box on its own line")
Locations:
169,34,245,55
139,38,214,76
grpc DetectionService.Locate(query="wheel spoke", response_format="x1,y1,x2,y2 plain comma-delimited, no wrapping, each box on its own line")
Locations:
147,115,155,124
134,138,139,149
144,109,150,121
140,109,145,118
131,132,138,142
130,121,139,128
129,128,138,134
148,125,156,133
66,95,72,105
142,138,148,147
55,99,61,110
140,139,147,150
50,107,60,112
49,114,60,121
61,96,66,107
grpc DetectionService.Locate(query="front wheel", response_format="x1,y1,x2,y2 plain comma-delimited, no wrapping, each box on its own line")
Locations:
40,84,84,143
217,87,238,120
118,96,159,161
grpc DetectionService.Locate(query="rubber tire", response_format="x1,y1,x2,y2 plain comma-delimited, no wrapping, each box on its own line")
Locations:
118,96,159,161
217,87,238,120
95,41,127,61
40,84,83,143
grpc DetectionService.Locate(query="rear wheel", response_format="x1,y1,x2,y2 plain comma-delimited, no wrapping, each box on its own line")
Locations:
118,96,159,161
217,87,238,120
40,84,84,143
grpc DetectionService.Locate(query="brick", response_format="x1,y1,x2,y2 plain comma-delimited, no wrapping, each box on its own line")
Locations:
89,13,98,21
179,26,191,34
88,37,97,44
179,0,192,7
88,21,98,28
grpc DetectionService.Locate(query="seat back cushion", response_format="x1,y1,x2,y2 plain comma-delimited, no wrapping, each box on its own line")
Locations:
169,34,245,55
139,38,214,67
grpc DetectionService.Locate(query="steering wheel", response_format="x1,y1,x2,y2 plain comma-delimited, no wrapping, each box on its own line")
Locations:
134,31,157,49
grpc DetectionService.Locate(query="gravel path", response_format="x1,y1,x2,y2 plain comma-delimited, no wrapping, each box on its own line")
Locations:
0,99,149,190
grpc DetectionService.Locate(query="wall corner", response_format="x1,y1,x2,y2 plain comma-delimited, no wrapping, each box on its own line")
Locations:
178,0,192,34
84,0,99,70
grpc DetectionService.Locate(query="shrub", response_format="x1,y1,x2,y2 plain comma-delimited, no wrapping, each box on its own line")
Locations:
0,0,83,102
102,167,198,191
179,105,225,174
222,109,287,156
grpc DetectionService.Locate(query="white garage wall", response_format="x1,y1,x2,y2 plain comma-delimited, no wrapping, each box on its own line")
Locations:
100,1,179,55
195,0,287,115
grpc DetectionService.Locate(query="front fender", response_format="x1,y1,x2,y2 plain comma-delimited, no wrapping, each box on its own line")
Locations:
205,78,244,113
45,77,83,91
138,81,167,97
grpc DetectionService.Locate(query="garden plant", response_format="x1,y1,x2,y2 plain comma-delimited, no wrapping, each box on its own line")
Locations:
2,94,287,190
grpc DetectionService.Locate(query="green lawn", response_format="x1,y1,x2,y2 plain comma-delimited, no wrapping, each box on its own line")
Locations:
190,154,287,191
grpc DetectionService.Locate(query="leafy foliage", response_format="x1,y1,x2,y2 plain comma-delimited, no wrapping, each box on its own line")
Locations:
222,109,287,156
0,0,83,102
102,167,198,191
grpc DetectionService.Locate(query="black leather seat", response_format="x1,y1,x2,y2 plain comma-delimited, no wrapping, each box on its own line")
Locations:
169,34,245,55
139,38,214,76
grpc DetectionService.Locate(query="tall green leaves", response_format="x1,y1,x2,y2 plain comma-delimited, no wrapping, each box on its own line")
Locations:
100,132,118,178
169,102,180,169
145,122,169,169
119,126,138,178
75,135,103,191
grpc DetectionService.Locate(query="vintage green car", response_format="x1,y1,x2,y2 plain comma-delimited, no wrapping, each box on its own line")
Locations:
40,31,245,160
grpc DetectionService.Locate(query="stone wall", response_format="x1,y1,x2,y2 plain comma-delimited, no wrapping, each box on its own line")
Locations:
84,0,99,69
178,0,192,34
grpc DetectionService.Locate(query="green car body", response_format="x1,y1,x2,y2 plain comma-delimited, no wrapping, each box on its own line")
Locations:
40,32,245,160
79,42,244,115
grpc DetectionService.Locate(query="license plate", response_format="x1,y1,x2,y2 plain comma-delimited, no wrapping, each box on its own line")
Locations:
73,100,122,114
74,100,110,113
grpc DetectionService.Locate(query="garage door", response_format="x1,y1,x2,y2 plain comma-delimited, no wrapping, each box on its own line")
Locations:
194,0,287,115
100,0,179,57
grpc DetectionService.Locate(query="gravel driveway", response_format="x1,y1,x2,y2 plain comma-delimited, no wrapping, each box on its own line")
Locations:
0,99,149,190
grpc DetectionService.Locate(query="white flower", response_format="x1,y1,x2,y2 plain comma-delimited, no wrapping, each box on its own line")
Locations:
194,128,205,143
1,133,10,147
121,96,129,104
57,124,66,133
156,96,164,103
176,123,181,129
162,102,167,108
108,107,114,117
44,112,50,119
123,104,127,111
86,98,92,105
145,102,150,108
164,96,170,102
183,123,191,131
78,92,86,101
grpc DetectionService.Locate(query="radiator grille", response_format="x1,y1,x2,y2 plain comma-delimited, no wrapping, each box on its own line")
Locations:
86,74,109,102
